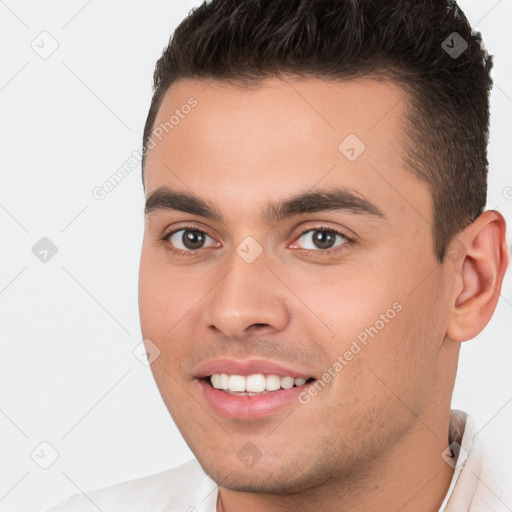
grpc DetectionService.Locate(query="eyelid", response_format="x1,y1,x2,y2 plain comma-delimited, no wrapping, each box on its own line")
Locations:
162,223,221,251
161,222,353,255
288,224,353,252
163,222,217,240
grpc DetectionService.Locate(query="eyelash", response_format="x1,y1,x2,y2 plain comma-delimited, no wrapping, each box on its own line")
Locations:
161,224,353,257
291,225,352,256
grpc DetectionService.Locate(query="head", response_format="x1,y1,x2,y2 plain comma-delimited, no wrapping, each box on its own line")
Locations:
138,0,508,495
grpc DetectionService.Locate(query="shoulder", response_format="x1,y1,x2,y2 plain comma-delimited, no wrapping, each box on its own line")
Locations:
46,459,217,512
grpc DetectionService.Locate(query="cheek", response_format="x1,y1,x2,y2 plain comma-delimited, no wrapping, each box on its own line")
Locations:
138,259,166,338
284,262,401,347
138,249,196,338
138,252,209,387
349,289,443,416
297,261,442,415
309,300,441,459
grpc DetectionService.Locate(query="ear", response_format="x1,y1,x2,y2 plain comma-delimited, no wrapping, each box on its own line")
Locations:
446,210,509,342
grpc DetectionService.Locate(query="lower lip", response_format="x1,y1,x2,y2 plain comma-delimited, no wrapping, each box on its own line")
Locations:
198,379,312,420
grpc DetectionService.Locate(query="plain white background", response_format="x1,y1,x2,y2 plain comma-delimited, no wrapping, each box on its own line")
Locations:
0,1,511,510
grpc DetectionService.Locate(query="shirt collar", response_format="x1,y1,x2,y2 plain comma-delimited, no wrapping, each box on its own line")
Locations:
438,409,482,511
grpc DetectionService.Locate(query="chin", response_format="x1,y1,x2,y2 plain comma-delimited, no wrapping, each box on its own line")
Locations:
199,457,334,495
212,472,307,494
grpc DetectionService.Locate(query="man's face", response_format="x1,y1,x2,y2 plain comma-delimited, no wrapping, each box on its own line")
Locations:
138,77,453,492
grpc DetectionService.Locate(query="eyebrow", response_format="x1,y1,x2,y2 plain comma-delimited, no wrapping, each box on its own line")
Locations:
144,186,386,223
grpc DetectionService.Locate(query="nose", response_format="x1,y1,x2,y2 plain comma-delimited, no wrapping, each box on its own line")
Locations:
202,251,290,339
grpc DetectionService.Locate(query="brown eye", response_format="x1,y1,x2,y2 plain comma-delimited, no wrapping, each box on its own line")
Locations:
168,229,216,251
312,230,336,249
295,229,348,251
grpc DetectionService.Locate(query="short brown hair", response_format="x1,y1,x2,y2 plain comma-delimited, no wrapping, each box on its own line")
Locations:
142,0,494,263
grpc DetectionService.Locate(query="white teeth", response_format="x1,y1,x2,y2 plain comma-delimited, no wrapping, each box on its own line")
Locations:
246,374,266,392
210,374,221,389
209,373,310,392
228,375,246,392
219,373,229,389
265,374,281,391
280,376,295,389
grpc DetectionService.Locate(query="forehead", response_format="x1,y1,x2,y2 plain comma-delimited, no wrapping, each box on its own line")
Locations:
144,76,431,225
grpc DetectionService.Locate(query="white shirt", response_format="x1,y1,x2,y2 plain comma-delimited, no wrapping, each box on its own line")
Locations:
46,410,509,512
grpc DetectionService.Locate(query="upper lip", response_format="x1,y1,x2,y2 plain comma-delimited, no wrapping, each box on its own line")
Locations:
194,358,314,380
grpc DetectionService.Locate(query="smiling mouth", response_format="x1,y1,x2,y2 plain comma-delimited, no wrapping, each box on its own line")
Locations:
205,373,316,396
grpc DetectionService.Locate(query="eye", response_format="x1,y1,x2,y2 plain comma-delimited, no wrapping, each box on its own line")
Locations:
291,228,349,252
166,229,218,252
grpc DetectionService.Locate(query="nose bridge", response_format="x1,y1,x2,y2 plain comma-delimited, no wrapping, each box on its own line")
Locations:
203,246,289,337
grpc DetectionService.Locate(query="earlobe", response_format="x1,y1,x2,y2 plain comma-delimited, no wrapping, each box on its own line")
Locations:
446,210,509,343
